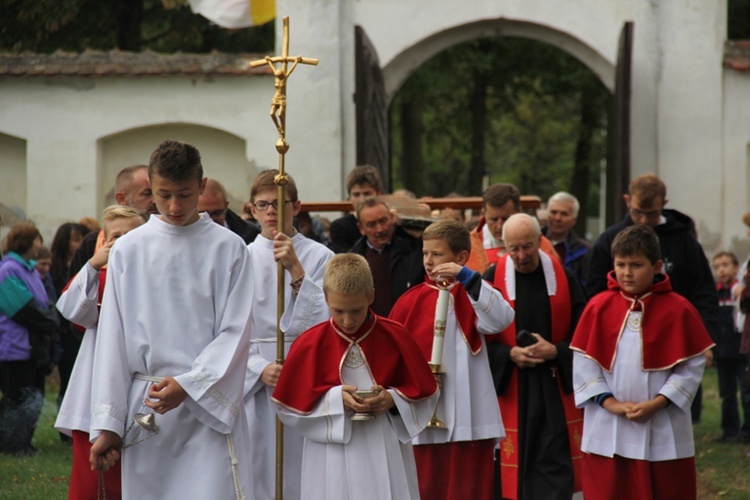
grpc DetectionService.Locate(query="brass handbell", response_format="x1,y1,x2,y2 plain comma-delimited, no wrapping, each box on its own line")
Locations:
133,412,159,433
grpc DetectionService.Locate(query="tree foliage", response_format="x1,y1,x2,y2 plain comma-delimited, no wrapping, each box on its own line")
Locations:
0,0,273,53
390,37,609,223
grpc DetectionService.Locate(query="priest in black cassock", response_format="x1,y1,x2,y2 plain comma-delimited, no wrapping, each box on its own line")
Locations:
483,213,587,500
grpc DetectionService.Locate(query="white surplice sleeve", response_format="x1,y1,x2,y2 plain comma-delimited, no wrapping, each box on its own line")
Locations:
386,389,440,443
175,246,254,434
573,351,611,408
275,386,352,444
473,280,515,335
56,262,100,329
657,355,705,412
279,243,332,337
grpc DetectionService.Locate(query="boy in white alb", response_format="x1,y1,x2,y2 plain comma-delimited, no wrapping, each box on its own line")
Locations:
244,169,333,499
571,224,714,499
273,254,440,500
89,140,255,500
55,205,145,499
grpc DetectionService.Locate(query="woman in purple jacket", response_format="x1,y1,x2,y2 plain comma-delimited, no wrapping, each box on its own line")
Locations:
0,223,58,455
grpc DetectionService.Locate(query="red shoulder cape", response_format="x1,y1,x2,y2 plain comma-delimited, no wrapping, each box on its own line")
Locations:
570,271,715,371
389,280,483,358
272,312,437,414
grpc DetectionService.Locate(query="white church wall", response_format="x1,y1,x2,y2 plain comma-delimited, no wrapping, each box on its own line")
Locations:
723,70,750,262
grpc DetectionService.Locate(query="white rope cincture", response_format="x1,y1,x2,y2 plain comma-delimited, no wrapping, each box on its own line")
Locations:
226,433,246,500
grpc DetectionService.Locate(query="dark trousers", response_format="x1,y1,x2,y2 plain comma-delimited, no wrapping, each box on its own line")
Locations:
717,357,750,436
0,359,43,453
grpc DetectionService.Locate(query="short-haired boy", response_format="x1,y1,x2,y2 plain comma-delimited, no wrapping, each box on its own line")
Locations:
389,219,515,499
272,253,438,500
89,140,255,499
571,224,714,499
328,165,382,254
712,251,750,442
55,205,145,499
244,169,333,499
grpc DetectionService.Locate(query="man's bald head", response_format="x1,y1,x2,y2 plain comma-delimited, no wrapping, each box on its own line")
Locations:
502,213,542,274
114,165,156,215
199,178,230,225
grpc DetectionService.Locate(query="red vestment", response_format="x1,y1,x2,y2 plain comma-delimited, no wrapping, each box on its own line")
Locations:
272,313,437,414
570,272,714,371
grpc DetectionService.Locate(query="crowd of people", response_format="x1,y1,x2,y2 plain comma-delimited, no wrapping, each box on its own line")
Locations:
0,139,746,499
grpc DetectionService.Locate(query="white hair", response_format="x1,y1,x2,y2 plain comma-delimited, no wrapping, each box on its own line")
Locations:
547,191,580,218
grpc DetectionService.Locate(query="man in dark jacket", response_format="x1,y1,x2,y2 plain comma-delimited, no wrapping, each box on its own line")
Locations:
349,198,424,316
542,191,592,289
586,173,720,423
199,178,260,244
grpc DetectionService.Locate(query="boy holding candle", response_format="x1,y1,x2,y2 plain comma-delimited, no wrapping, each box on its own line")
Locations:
389,219,515,499
571,225,713,499
272,253,439,500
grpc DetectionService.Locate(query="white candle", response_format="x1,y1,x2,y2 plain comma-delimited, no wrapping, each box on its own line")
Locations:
430,288,450,366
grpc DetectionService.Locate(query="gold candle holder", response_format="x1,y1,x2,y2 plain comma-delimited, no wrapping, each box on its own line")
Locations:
427,363,446,429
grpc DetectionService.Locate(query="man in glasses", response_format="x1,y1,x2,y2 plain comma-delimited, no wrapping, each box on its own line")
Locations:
198,178,260,244
586,173,719,423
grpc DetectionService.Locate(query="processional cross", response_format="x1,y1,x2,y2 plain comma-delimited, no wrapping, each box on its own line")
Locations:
249,16,318,500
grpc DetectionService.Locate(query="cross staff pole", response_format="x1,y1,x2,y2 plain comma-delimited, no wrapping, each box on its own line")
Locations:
249,16,318,500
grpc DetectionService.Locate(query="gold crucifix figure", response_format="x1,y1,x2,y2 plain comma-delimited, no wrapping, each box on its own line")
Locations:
250,17,318,138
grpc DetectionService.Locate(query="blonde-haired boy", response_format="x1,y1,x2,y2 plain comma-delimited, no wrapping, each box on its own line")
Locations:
55,205,145,498
389,219,515,499
273,253,438,500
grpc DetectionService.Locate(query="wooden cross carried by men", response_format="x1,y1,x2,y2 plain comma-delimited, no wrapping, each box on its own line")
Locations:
249,16,318,500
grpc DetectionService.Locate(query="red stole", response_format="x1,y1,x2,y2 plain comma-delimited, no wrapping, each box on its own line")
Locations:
492,252,582,499
388,280,483,359
272,312,438,414
570,272,714,371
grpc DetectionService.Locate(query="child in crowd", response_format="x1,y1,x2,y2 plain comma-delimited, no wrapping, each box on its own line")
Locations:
389,219,515,499
88,140,255,499
55,205,145,499
571,224,714,499
272,253,439,500
712,251,750,442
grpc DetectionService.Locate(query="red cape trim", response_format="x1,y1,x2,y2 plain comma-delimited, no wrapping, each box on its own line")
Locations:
389,280,483,358
570,271,715,371
272,313,438,414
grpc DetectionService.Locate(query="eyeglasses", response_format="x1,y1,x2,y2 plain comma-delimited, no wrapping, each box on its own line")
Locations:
629,207,661,219
252,200,294,211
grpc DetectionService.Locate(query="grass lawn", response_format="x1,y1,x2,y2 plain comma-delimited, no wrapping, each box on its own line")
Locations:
1,367,749,498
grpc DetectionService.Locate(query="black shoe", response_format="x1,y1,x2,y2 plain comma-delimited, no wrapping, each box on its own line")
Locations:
732,432,750,443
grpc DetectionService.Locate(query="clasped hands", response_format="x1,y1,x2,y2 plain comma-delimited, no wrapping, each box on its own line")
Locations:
510,334,558,368
342,385,395,415
602,394,669,423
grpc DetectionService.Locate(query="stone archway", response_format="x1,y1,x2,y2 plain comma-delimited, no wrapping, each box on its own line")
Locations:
382,18,615,105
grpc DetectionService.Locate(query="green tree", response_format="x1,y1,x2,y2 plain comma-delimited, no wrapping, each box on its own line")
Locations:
0,0,273,53
390,37,609,231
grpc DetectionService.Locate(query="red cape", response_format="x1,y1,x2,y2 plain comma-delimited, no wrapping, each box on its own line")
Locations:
389,279,483,358
570,271,715,371
272,312,438,414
